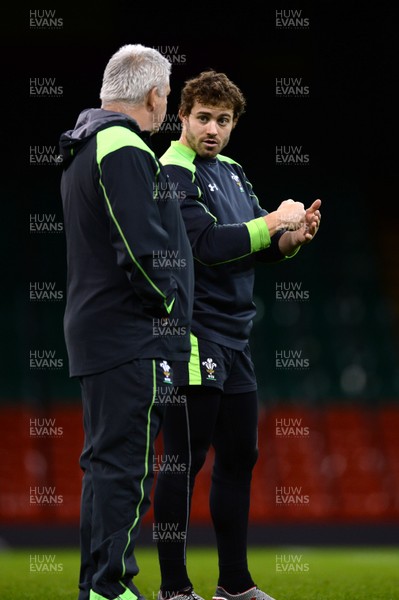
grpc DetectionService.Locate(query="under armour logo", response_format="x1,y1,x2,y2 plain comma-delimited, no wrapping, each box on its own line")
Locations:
208,183,218,192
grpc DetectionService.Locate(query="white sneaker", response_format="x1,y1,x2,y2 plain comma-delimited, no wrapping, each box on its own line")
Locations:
158,588,206,600
212,586,276,600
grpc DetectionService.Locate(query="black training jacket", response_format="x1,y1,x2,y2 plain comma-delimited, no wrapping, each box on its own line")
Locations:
161,141,289,351
59,110,194,376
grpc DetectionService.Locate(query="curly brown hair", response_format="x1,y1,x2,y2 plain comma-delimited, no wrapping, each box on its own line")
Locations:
179,70,246,120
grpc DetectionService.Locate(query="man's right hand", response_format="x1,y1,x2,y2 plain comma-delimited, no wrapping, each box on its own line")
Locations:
276,199,306,230
264,199,306,235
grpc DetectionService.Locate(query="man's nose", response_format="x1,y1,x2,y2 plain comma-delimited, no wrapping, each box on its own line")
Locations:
205,120,218,135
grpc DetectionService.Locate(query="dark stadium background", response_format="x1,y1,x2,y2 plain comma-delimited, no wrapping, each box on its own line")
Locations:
1,2,398,546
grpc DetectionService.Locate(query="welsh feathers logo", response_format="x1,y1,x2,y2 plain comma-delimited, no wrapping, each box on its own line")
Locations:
160,360,172,384
202,357,217,380
230,172,244,192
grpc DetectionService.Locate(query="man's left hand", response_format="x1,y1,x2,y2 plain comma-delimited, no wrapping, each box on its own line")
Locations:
292,198,321,245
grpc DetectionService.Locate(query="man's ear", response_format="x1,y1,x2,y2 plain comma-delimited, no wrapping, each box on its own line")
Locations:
146,87,158,112
232,117,239,130
178,108,187,123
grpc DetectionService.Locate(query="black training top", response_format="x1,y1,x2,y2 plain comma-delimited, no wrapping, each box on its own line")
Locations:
59,110,194,377
161,141,287,351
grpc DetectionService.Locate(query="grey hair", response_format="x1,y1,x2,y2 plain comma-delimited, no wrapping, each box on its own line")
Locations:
100,44,172,106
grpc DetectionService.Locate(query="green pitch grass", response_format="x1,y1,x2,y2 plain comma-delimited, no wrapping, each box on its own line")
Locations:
0,546,399,600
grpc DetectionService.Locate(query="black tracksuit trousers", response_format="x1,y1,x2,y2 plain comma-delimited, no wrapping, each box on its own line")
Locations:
78,359,165,600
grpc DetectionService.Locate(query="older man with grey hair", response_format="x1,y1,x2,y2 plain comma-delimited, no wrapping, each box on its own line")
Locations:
59,44,194,600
